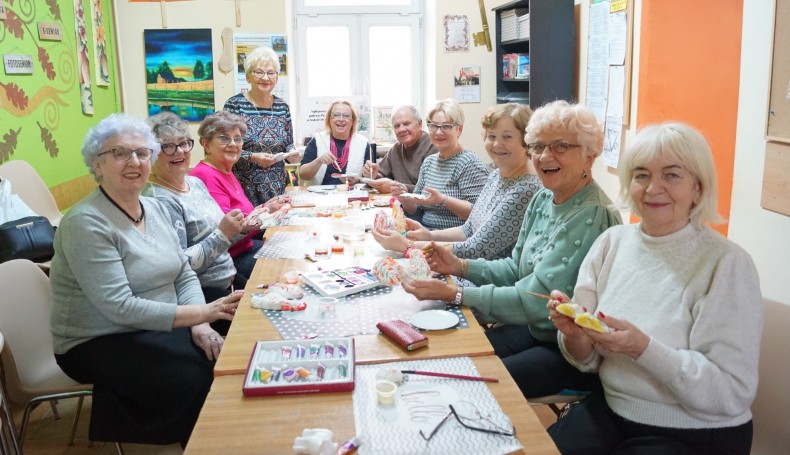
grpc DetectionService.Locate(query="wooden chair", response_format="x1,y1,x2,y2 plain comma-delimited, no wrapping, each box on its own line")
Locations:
528,389,590,420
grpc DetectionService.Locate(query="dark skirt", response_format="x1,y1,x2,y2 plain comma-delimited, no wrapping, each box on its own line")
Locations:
55,328,214,445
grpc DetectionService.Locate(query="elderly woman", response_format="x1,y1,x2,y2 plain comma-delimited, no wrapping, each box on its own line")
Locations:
398,98,489,230
224,46,297,206
299,99,372,186
50,113,240,445
146,111,247,312
373,103,542,260
190,111,289,279
547,123,762,454
404,100,622,398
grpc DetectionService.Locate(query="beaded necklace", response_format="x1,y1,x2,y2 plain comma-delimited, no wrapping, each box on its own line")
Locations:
99,186,145,225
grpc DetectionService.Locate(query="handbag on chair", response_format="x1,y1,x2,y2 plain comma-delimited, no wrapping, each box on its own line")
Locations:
0,215,56,263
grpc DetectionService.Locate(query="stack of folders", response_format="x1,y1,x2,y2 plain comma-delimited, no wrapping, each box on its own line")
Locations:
500,9,518,42
517,12,530,40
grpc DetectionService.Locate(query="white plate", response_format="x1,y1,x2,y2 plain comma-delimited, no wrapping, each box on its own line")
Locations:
409,310,460,330
307,185,337,193
401,192,428,200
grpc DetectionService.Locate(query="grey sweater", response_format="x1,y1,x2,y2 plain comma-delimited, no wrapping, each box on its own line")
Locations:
50,189,205,354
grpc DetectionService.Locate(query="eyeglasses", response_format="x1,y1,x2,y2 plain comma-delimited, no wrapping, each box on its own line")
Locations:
252,70,278,79
217,135,244,146
331,112,352,120
426,122,458,133
97,147,153,162
160,139,195,155
527,141,581,155
419,402,516,442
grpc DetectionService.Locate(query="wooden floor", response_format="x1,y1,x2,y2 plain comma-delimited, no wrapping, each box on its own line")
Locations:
12,392,560,454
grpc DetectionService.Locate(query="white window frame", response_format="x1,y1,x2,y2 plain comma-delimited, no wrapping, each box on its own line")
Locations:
293,1,423,138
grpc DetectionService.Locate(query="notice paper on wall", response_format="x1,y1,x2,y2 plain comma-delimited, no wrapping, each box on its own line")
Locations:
232,32,289,103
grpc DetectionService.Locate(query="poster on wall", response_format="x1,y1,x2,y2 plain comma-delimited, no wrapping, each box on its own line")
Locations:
144,28,214,122
444,15,469,53
0,0,7,20
91,0,110,86
298,96,369,145
372,106,395,143
453,65,481,103
74,0,94,114
232,32,289,103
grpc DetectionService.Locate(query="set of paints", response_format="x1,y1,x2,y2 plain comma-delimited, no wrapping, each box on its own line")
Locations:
243,338,355,396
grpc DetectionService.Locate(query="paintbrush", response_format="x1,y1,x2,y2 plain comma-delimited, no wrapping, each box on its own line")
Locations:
401,370,499,383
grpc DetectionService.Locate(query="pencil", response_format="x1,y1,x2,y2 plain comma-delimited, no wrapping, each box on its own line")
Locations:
401,370,499,383
522,290,554,300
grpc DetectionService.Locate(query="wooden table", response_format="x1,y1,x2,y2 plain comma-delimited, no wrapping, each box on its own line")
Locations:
214,225,495,376
186,355,558,454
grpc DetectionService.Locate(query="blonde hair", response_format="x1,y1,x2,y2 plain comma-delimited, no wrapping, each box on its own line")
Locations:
323,99,358,136
618,122,724,229
481,103,533,147
427,98,465,126
244,46,280,74
525,100,603,159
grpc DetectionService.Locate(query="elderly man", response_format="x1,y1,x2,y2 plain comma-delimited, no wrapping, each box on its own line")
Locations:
362,105,437,194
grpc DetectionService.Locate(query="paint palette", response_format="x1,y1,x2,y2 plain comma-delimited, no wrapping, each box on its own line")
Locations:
301,267,382,298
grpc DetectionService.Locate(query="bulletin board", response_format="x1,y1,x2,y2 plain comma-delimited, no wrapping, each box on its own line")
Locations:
766,0,790,143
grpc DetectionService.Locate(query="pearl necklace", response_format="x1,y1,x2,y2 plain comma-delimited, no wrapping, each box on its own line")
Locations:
150,174,189,194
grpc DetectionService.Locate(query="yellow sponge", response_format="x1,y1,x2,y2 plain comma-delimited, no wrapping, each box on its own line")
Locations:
574,313,610,333
556,303,585,318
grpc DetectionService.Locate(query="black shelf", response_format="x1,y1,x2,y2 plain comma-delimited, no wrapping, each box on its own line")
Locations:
493,0,574,109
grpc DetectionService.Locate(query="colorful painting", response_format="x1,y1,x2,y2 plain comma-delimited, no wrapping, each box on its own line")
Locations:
144,28,214,121
74,0,94,114
91,0,110,86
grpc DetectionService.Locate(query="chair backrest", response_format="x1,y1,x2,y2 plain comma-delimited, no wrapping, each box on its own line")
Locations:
0,160,62,226
0,259,83,404
751,298,790,454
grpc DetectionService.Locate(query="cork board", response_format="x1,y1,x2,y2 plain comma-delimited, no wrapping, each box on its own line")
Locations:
761,141,790,216
766,0,790,142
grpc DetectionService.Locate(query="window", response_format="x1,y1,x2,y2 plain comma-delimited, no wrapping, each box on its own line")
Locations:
294,0,422,138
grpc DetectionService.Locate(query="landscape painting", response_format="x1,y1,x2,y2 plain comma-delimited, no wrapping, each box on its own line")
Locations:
144,28,214,121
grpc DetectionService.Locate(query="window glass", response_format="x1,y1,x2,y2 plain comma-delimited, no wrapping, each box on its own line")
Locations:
369,25,411,107
305,26,351,97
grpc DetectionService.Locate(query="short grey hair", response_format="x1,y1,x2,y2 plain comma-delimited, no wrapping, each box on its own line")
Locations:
244,46,280,74
81,113,160,180
197,111,248,141
391,105,422,125
525,100,603,160
427,98,465,126
619,122,724,229
147,111,191,142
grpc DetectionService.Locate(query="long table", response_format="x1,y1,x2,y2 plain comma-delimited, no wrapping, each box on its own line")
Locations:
186,356,558,454
214,225,495,376
189,193,558,454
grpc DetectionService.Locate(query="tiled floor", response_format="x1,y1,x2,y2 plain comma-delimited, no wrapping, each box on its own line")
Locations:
11,394,560,454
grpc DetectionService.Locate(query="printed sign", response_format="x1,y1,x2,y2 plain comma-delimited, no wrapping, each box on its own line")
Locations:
3,54,34,74
0,0,6,20
38,22,64,41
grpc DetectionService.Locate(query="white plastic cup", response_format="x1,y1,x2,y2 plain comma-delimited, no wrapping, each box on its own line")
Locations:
317,297,338,318
376,380,397,405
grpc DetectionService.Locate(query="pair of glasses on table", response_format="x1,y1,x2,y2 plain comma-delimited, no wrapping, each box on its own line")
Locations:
418,401,516,442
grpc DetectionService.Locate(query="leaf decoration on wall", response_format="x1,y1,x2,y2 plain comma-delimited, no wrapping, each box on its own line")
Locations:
37,46,57,80
46,0,62,21
0,128,22,164
3,10,25,40
37,122,59,158
0,83,29,111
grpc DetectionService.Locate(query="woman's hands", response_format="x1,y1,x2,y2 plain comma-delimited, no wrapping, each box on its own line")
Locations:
191,323,224,361
389,181,408,196
402,278,456,302
252,152,278,169
202,290,242,322
425,241,464,276
404,218,431,241
420,187,445,206
547,291,650,361
263,194,291,212
371,227,409,252
218,208,244,239
317,152,337,166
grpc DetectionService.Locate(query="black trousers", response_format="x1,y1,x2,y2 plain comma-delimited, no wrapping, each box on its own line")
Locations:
549,391,753,455
232,239,264,279
485,324,601,398
56,328,214,445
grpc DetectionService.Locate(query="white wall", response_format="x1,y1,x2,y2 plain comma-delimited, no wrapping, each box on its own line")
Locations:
730,1,790,304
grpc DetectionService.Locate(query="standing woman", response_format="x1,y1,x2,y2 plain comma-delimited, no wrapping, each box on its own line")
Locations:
224,46,296,206
50,114,240,445
299,99,371,186
399,98,489,230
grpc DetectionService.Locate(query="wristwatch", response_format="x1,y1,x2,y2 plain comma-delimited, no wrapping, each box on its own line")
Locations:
453,288,463,305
